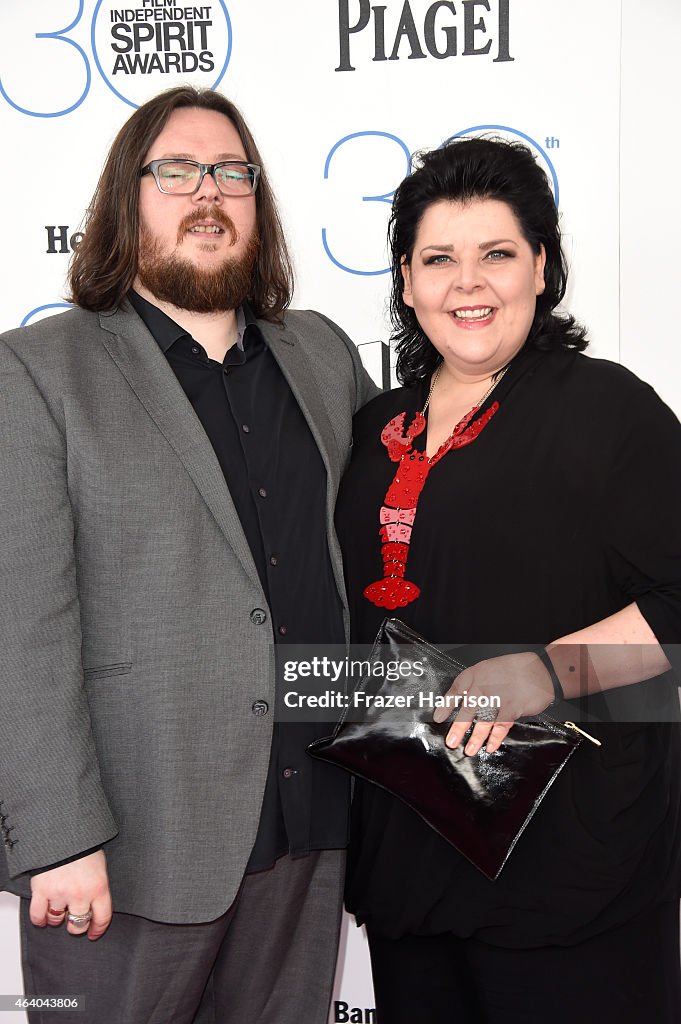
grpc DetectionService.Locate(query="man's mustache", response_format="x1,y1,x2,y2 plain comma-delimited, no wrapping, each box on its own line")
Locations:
176,206,238,244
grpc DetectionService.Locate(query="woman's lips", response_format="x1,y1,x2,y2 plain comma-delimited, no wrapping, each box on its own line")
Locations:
449,306,497,328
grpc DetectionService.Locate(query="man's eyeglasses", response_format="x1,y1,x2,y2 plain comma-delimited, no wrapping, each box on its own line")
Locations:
140,159,261,197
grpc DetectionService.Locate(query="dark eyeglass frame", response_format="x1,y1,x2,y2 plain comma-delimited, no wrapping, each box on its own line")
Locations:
140,159,261,196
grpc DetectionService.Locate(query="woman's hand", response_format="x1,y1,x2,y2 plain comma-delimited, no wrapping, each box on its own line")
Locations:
431,605,670,755
433,651,555,755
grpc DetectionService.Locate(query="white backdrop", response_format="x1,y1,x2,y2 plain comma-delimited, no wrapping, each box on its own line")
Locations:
0,1,679,1020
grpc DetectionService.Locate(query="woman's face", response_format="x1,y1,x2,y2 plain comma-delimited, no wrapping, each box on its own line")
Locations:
402,198,546,380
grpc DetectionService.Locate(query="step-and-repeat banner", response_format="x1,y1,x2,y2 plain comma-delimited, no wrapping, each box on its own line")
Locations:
0,1,678,1021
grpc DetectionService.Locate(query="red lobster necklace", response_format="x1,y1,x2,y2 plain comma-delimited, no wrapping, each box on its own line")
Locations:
363,363,508,609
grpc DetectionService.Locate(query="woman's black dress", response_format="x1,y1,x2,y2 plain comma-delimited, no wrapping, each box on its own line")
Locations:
335,348,681,947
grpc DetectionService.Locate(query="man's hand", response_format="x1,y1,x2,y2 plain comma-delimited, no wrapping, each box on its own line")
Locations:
29,849,112,941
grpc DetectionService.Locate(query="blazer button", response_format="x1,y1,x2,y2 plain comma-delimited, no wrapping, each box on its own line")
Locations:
252,700,269,717
250,608,267,625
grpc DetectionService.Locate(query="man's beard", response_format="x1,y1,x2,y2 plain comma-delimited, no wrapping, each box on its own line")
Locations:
137,207,260,314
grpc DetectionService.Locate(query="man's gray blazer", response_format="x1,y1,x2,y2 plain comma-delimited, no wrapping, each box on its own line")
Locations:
0,303,377,923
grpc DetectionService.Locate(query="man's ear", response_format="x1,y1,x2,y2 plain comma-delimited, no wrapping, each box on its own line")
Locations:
401,258,414,308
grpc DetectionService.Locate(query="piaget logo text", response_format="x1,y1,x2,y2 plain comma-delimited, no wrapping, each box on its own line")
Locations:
336,0,513,71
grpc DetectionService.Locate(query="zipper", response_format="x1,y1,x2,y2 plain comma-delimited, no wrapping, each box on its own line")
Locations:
564,721,602,746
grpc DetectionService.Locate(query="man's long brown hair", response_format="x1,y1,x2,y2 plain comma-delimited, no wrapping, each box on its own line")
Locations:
68,87,293,320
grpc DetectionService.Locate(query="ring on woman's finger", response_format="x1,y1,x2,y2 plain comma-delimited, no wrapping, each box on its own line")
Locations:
475,707,499,723
47,906,66,918
66,910,92,928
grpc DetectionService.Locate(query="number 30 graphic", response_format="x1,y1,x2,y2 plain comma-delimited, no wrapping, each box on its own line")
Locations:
322,125,558,277
0,2,91,118
0,0,230,116
322,131,412,277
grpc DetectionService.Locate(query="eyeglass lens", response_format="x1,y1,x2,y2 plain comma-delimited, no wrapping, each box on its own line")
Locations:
156,161,255,195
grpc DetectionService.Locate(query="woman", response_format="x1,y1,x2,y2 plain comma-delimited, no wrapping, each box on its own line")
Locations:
335,138,681,1023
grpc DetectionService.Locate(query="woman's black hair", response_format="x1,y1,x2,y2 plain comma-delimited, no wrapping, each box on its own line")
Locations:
390,137,588,385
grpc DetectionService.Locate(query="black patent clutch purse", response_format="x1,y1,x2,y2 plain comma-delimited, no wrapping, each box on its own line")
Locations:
308,618,585,880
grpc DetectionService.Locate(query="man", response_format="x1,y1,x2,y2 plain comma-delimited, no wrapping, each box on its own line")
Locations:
0,87,377,1023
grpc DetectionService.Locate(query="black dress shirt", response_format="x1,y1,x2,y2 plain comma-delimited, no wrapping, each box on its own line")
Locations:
128,291,348,871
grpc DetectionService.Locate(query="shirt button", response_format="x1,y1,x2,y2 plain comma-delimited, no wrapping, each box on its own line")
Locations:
191,346,200,355
251,700,269,717
278,625,288,636
258,487,267,498
269,555,278,566
250,608,267,625
282,767,297,779
242,424,251,433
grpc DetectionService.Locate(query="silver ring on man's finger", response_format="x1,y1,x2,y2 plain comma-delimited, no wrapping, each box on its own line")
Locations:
66,910,92,927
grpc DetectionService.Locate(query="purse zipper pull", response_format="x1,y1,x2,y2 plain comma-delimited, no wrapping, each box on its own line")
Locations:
564,721,602,746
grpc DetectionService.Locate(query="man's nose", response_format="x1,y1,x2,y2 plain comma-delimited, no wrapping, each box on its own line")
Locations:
193,168,222,203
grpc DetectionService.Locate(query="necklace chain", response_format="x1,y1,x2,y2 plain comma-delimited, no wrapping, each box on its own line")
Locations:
422,362,508,417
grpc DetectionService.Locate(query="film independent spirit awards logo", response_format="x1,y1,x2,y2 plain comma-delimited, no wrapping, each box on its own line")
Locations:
92,0,232,108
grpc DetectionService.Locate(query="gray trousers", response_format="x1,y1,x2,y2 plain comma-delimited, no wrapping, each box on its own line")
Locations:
20,851,344,1024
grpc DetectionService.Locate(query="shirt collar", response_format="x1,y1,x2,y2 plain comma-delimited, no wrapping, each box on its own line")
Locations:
234,305,247,351
127,290,254,354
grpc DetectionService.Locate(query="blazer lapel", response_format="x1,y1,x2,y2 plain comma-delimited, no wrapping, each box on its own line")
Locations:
98,307,263,591
260,320,350,633
258,319,340,502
